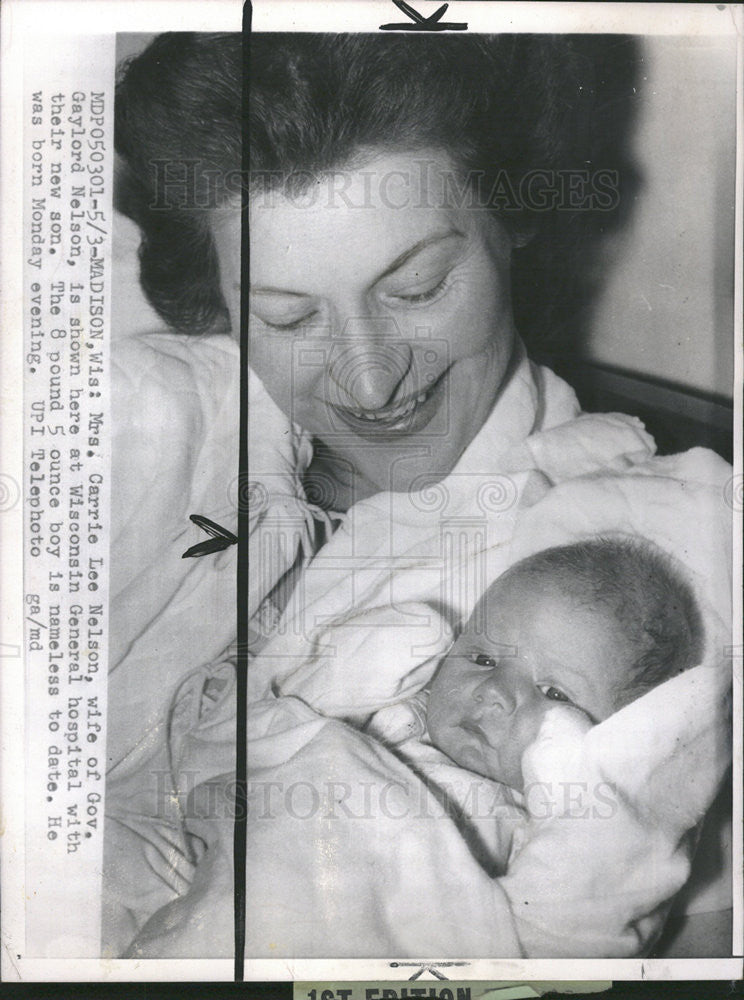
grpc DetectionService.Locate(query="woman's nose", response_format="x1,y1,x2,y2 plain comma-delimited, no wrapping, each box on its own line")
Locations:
472,673,517,716
328,318,412,410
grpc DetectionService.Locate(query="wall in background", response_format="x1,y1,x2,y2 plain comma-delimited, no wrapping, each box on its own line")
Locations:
583,35,736,399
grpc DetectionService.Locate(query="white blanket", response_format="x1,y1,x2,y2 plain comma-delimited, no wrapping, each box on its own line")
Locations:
109,333,239,776
242,363,732,956
105,331,732,959
125,642,729,959
108,334,312,775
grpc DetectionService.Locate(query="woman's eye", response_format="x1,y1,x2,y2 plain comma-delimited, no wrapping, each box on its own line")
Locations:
258,310,318,332
537,684,571,704
390,275,449,305
470,653,498,668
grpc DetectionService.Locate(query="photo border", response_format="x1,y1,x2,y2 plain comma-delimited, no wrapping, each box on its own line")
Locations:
1,0,741,987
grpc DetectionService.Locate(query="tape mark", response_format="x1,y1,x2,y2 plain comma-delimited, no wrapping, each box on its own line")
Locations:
380,1,468,32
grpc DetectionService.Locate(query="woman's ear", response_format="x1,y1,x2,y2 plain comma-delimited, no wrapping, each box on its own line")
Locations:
510,218,537,249
488,210,537,252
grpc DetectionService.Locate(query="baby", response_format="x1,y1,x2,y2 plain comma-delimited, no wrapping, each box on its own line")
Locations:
400,536,704,792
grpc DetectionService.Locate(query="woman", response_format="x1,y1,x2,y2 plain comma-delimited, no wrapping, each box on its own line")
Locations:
116,32,634,506
107,32,732,960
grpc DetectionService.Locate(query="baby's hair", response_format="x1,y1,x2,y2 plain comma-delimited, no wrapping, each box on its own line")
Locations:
504,536,705,708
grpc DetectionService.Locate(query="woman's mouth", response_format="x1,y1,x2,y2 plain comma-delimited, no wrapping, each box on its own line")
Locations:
329,369,448,438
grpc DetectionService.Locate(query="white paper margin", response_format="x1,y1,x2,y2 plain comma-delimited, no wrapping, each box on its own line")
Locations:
1,0,741,984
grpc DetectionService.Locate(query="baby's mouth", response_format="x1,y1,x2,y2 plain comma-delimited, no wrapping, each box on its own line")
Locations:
460,718,494,747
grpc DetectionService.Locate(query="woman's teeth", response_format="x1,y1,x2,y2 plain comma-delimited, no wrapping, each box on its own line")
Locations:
349,391,429,422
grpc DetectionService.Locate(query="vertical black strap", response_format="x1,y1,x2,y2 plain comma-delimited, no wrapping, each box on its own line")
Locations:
234,0,253,981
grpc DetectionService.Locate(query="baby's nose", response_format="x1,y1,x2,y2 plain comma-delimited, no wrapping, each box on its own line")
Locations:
472,673,516,715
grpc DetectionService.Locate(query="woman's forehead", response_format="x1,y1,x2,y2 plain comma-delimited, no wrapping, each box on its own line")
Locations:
250,146,460,208
243,150,477,288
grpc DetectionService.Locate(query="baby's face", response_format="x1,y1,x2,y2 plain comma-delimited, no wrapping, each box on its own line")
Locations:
427,571,629,790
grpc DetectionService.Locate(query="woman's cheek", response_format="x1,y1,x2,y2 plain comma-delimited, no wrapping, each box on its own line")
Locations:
482,263,514,336
444,263,512,361
248,332,298,412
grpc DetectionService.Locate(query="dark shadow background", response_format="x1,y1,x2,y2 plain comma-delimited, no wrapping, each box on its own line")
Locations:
511,35,642,363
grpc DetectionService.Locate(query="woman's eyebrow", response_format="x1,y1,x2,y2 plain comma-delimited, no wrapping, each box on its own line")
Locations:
375,228,466,283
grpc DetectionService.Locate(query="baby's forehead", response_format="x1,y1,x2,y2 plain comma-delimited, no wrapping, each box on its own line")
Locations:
461,567,561,641
471,564,620,642
480,564,563,609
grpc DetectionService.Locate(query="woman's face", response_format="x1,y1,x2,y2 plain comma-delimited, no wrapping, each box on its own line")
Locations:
214,149,518,500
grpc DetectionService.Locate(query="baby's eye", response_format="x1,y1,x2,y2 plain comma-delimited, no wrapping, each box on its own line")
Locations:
470,652,498,668
536,684,572,704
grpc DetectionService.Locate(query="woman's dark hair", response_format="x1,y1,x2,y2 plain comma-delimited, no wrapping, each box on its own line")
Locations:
116,32,638,342
116,33,241,334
